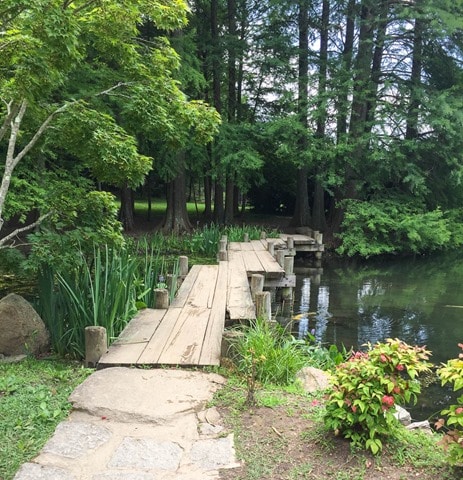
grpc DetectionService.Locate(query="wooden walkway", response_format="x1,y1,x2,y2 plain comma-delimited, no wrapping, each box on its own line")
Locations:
98,233,319,368
99,263,227,368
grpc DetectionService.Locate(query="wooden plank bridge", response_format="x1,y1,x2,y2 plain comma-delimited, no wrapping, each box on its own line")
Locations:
98,233,323,369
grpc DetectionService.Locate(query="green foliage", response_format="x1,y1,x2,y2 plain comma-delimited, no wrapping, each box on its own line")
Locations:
436,343,463,465
0,358,91,480
232,318,307,387
52,102,153,188
324,338,432,454
294,333,349,371
26,190,124,272
36,241,177,358
337,199,463,257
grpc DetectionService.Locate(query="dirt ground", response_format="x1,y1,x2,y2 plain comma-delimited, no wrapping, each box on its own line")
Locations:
217,393,461,480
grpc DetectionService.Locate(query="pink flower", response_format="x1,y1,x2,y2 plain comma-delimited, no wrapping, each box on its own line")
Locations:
382,395,395,409
351,405,357,413
396,364,405,371
380,354,388,363
455,407,463,415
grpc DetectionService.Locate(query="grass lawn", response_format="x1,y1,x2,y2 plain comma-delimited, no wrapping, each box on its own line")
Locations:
0,357,91,480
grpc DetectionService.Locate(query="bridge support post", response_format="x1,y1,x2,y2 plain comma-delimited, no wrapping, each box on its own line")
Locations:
255,291,272,322
85,326,107,368
154,288,169,309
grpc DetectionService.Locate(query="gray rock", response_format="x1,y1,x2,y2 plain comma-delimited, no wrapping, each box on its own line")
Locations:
394,405,412,426
109,437,183,470
0,293,49,356
14,463,75,480
296,366,330,393
189,435,239,470
93,473,156,480
43,421,112,458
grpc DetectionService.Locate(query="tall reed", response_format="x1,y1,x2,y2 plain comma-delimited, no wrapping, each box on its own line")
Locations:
37,242,177,358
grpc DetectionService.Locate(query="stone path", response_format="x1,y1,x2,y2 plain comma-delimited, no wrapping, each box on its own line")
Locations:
14,368,240,480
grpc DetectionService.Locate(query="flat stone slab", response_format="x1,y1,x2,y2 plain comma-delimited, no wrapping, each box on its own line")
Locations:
13,369,239,480
189,435,239,470
43,422,111,458
14,463,75,480
69,368,226,423
92,474,156,480
109,438,183,470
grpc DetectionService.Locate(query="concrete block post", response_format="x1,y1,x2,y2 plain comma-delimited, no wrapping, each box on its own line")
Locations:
275,250,285,267
154,288,169,309
250,274,264,301
255,291,272,322
267,240,275,256
179,256,189,277
85,326,107,368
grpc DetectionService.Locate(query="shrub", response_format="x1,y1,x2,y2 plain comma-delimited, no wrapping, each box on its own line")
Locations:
324,338,432,454
337,198,453,257
233,318,307,386
436,343,463,465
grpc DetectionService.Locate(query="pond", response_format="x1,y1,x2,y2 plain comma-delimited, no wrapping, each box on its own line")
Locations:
290,252,463,421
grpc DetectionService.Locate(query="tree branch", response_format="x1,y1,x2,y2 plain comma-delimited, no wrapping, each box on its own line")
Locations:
12,102,69,169
0,99,19,143
0,212,52,249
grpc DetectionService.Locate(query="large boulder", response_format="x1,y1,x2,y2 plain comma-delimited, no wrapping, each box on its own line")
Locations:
0,293,49,356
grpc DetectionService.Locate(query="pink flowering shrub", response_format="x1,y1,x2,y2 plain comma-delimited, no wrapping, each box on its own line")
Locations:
436,343,463,465
324,338,432,454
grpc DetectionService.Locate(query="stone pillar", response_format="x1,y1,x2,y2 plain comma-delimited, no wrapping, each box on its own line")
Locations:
85,326,107,368
154,288,169,309
250,274,264,301
255,291,272,322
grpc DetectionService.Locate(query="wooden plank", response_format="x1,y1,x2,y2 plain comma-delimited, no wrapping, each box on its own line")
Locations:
186,265,218,308
264,274,296,288
98,342,148,367
115,308,166,344
227,251,255,321
156,306,212,366
228,242,241,251
250,240,267,251
280,233,315,245
255,250,284,278
199,261,228,366
170,264,202,308
239,242,254,251
241,250,265,275
137,308,183,364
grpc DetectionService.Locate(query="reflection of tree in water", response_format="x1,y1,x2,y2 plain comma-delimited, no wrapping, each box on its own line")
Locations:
294,253,463,363
357,306,431,347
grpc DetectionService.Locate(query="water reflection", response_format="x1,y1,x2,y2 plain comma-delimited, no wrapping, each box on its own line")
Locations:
293,253,463,365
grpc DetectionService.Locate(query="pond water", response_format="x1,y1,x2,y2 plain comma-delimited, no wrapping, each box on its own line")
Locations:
290,252,463,421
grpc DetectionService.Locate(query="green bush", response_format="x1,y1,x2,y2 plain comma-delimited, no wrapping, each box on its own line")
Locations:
337,199,461,257
233,318,307,386
436,343,463,465
324,338,432,454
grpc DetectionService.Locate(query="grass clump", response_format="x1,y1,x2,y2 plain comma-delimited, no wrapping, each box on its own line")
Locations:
0,357,91,480
233,318,307,387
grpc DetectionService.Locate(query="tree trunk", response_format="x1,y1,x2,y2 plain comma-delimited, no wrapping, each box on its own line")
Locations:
406,8,423,140
119,184,135,231
162,154,192,234
224,0,237,224
224,175,235,224
290,0,311,228
203,167,212,219
214,179,224,223
312,0,330,232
